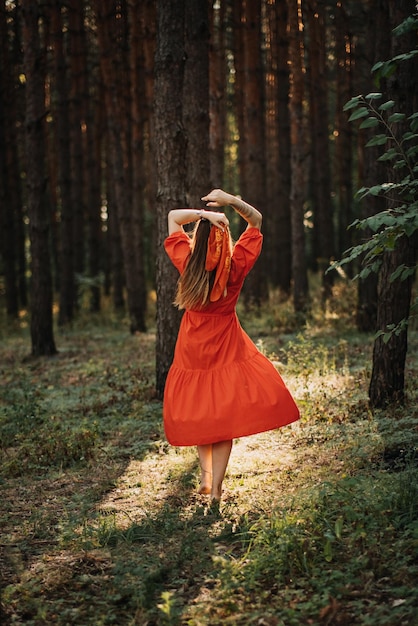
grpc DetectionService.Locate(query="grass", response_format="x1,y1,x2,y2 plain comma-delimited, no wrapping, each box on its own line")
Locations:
0,284,417,625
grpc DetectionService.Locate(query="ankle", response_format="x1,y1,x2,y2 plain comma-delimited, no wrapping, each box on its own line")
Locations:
211,483,223,500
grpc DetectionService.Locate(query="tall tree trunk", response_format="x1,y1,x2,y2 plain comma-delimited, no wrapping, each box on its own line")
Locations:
106,173,125,310
155,0,187,398
184,0,210,204
50,0,75,325
0,0,19,318
356,0,389,332
95,0,146,333
86,80,102,313
141,0,157,245
369,236,417,407
208,0,226,188
21,0,57,356
128,0,147,319
289,0,309,314
275,0,292,294
369,0,418,408
263,0,280,282
334,0,353,261
229,1,246,202
11,1,27,309
68,0,86,294
305,0,334,301
241,0,268,306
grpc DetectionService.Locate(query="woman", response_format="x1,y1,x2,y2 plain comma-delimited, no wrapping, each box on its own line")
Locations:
164,189,299,502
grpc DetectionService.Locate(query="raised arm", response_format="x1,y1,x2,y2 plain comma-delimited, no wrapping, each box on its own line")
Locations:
167,208,229,235
201,189,262,230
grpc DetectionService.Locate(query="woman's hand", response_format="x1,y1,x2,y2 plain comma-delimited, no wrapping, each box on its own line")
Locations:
201,189,232,208
202,188,262,231
204,210,229,231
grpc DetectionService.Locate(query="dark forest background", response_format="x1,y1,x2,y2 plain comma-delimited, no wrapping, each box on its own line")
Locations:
0,0,417,405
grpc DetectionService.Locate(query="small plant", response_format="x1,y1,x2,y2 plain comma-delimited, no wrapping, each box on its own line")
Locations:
329,28,418,342
333,91,418,283
157,590,182,625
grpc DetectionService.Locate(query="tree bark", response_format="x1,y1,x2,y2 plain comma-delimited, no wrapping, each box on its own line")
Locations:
155,0,187,398
355,0,389,332
334,0,353,261
275,0,292,293
68,0,86,290
50,0,75,325
305,0,334,300
289,0,309,314
128,0,147,320
369,0,418,407
95,0,146,333
208,0,226,189
184,0,211,204
21,0,57,356
241,0,268,306
0,0,19,318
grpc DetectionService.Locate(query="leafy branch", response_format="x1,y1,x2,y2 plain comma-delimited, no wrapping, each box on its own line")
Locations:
327,36,418,340
328,90,417,279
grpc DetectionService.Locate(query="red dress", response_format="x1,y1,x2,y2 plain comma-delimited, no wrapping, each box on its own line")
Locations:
163,227,300,446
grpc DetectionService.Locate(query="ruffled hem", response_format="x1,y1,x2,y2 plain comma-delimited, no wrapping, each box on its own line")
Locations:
163,351,300,446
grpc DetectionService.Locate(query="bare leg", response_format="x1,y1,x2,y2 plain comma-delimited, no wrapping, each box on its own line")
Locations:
197,444,213,494
211,440,232,501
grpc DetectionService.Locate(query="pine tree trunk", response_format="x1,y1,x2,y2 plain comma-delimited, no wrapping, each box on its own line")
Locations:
106,176,125,310
355,0,390,332
264,0,280,283
21,0,57,356
129,0,147,320
369,0,418,407
241,0,268,306
275,0,292,294
208,1,226,188
86,77,102,313
233,0,247,197
50,0,75,325
305,0,334,300
68,0,86,288
0,0,19,318
369,236,416,407
184,0,210,203
289,0,309,314
155,0,187,398
334,1,353,260
95,0,146,333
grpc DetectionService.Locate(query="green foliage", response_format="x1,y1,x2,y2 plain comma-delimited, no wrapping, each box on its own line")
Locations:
0,375,98,475
212,469,418,625
329,28,418,275
330,92,418,282
1,310,417,625
328,37,418,340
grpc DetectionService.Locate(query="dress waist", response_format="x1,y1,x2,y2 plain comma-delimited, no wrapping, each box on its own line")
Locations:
186,308,235,318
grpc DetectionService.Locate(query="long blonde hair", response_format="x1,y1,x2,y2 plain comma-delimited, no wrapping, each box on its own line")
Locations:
174,220,231,310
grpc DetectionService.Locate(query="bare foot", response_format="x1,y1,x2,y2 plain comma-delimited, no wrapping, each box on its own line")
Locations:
210,484,223,501
198,470,212,495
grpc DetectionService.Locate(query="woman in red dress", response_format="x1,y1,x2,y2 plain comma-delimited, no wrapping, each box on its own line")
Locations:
164,189,299,502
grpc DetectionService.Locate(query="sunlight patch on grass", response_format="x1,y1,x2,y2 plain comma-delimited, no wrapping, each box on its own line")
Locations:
1,307,417,625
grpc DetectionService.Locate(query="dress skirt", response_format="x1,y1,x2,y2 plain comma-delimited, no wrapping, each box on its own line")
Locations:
163,227,300,446
163,309,300,446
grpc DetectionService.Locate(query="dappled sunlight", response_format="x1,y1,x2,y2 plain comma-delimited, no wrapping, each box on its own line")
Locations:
2,314,417,624
96,448,199,525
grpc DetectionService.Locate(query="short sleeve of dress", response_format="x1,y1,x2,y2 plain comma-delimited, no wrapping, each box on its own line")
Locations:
231,227,263,282
164,231,191,274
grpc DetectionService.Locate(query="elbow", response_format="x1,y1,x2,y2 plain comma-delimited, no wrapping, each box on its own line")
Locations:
253,213,262,229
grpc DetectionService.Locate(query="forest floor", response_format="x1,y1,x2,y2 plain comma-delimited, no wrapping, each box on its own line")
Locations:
1,282,418,625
